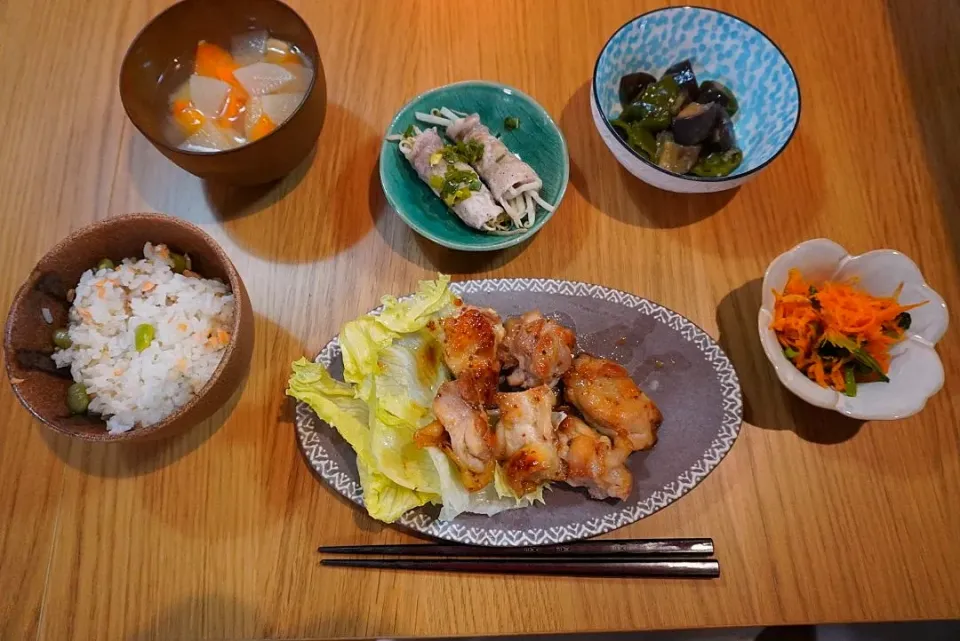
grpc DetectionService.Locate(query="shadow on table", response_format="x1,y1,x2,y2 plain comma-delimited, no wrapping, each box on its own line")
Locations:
368,158,532,274
715,279,863,444
40,370,245,478
206,103,378,264
559,80,738,229
126,593,257,641
886,1,960,270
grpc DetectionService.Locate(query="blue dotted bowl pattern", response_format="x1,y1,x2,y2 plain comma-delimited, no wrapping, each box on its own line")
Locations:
594,6,800,179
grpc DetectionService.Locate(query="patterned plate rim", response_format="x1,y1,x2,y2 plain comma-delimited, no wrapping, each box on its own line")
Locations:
294,278,743,546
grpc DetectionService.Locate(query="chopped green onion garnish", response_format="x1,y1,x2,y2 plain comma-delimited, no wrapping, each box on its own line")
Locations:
783,347,799,360
504,116,520,131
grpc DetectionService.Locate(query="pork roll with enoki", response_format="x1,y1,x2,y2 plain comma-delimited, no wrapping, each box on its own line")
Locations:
415,108,556,232
397,127,505,231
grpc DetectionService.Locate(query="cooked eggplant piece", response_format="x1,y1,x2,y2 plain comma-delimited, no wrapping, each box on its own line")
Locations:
709,109,737,151
691,148,743,177
662,59,699,103
618,71,656,107
611,119,657,158
672,101,719,146
696,80,739,116
654,131,701,174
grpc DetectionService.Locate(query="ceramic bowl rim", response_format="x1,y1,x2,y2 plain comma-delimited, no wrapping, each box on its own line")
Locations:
3,213,249,442
591,4,802,183
379,79,569,252
118,0,319,157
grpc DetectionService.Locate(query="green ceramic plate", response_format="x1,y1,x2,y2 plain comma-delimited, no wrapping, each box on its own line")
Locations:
380,81,569,251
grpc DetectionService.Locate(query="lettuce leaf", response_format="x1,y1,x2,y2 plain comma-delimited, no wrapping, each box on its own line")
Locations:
357,458,437,524
287,357,371,455
377,274,457,334
288,276,551,524
426,448,533,522
286,358,437,523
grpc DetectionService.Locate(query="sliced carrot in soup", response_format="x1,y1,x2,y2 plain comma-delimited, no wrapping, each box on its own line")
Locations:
171,99,204,135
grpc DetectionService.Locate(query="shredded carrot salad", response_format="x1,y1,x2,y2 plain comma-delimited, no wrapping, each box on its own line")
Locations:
770,269,926,396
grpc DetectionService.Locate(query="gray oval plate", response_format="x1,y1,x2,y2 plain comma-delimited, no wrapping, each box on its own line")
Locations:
294,279,742,546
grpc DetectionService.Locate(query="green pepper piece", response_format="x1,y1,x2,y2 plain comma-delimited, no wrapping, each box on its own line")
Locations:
135,323,155,352
403,124,415,138
783,346,799,360
843,366,857,397
503,116,520,131
821,331,889,382
53,328,72,349
610,119,657,158
691,149,744,177
66,382,90,414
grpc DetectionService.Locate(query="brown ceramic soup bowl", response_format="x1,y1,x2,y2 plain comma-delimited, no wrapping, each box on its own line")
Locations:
119,0,326,185
3,214,254,442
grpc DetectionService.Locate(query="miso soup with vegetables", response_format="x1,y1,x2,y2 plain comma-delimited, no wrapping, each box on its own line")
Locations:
167,32,313,152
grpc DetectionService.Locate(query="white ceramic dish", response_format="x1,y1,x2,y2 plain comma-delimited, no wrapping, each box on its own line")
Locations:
758,239,948,420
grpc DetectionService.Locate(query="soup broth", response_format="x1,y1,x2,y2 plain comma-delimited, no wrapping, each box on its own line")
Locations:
167,31,312,152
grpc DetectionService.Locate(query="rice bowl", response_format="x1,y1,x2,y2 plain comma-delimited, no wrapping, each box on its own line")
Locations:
52,242,235,433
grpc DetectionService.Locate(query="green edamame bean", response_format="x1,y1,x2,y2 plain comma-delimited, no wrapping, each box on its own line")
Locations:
66,382,90,414
135,323,155,352
53,328,72,349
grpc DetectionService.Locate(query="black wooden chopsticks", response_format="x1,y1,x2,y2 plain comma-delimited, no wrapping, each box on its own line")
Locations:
319,538,719,578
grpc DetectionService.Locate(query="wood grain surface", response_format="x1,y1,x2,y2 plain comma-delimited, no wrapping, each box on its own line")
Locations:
1,0,959,639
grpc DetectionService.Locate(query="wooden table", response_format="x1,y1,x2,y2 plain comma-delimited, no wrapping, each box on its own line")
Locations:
2,0,959,639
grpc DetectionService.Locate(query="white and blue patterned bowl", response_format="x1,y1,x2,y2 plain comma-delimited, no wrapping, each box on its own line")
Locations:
592,6,800,193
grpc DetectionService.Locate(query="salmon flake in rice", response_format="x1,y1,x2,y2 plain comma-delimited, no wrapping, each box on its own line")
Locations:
51,242,235,434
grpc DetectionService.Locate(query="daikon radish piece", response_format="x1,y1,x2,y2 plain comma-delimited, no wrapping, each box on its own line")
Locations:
219,125,246,148
231,30,268,65
277,63,313,94
189,75,231,117
179,119,234,152
233,62,295,96
244,96,265,133
264,38,300,64
170,99,204,136
260,93,303,126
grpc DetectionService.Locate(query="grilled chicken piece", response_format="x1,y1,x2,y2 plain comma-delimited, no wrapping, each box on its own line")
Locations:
494,386,565,496
440,306,504,405
557,416,633,500
499,310,576,388
432,379,495,491
563,354,662,452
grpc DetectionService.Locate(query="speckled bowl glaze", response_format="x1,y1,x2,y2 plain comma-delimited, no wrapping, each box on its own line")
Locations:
759,239,948,420
3,214,254,442
592,6,800,193
380,81,569,252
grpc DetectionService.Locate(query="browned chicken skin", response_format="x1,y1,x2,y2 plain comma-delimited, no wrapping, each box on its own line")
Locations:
494,386,565,496
432,379,495,491
557,416,633,500
499,310,576,388
440,306,504,405
563,354,662,452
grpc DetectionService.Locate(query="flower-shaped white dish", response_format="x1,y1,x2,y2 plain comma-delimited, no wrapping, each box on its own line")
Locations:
759,238,948,420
